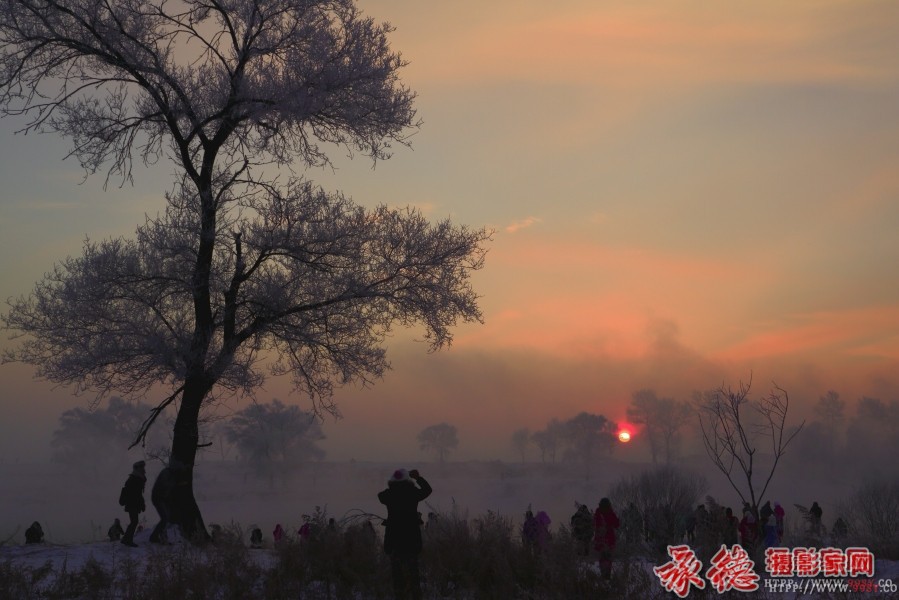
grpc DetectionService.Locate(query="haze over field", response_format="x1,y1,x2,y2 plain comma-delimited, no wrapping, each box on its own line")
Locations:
1,0,898,474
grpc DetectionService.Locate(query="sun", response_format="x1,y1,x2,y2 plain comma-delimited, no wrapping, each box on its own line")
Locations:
618,430,632,443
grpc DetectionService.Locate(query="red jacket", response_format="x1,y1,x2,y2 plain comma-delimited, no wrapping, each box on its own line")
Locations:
593,507,620,552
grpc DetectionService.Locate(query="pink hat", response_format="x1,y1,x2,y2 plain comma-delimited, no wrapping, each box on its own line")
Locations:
389,468,411,485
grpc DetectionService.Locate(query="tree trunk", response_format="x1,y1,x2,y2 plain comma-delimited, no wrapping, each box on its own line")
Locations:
167,378,212,543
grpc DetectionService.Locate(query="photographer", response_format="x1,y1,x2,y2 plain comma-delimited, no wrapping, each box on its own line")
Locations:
378,468,432,600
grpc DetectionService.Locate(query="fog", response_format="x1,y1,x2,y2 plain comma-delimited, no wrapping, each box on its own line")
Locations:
3,373,896,545
2,319,898,544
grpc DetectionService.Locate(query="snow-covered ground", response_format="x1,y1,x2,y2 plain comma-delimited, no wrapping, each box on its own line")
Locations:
3,459,897,598
3,538,898,599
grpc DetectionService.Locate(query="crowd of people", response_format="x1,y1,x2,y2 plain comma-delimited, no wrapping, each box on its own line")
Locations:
18,459,854,599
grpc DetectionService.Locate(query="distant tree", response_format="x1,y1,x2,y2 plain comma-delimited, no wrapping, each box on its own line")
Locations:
51,397,166,478
815,390,845,449
531,418,566,463
844,397,899,473
511,428,531,463
696,376,804,514
627,389,691,464
418,423,458,463
790,421,832,473
562,412,617,477
224,399,325,481
0,0,487,540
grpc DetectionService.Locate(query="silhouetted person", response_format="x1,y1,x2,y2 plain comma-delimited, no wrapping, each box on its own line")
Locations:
773,501,786,543
250,527,264,548
108,518,125,542
739,510,757,550
149,462,181,544
119,460,147,547
809,502,823,535
722,507,738,546
25,521,44,544
297,516,313,542
273,523,285,544
694,504,710,540
832,516,848,542
522,509,539,547
571,504,594,556
378,468,432,600
593,497,620,580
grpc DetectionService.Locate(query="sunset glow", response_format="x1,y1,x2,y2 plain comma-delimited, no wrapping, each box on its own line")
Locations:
1,0,898,465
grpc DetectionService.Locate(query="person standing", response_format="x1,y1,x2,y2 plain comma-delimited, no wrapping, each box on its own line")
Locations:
570,504,594,556
149,462,179,544
378,468,432,600
739,510,757,550
722,507,739,546
119,460,146,547
773,501,786,543
593,497,621,580
809,502,823,535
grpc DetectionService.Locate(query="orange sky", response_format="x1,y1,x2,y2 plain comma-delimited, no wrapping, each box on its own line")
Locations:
1,0,898,462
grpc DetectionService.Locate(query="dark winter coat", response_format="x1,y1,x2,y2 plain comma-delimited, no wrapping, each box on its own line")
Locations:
593,506,620,553
809,503,822,522
378,476,432,555
121,473,146,513
571,506,594,542
25,522,44,544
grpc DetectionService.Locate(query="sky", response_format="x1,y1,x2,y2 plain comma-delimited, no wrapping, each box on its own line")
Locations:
1,0,899,464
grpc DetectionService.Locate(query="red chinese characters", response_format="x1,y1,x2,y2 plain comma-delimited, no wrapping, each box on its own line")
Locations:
654,545,706,598
705,544,760,593
765,547,793,577
846,548,875,577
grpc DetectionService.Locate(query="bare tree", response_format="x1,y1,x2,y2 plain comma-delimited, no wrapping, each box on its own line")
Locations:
0,0,487,540
510,427,531,463
418,422,458,463
627,389,692,464
696,376,804,514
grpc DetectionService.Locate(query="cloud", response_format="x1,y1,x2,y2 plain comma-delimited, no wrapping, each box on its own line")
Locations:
716,306,899,362
504,216,541,233
405,2,891,91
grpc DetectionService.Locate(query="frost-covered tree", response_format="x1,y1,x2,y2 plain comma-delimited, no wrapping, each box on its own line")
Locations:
0,0,487,540
417,422,458,463
224,399,324,481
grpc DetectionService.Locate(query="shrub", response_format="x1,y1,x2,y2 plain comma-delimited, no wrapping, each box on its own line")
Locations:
836,478,899,559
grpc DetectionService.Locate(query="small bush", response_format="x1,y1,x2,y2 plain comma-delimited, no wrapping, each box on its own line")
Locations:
836,478,899,559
